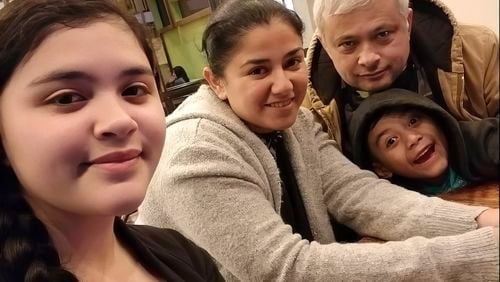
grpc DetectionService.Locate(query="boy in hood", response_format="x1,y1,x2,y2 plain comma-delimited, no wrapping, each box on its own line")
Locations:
349,89,499,195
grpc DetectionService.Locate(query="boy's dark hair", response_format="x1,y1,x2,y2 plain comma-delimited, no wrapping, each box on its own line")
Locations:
0,1,153,280
202,0,304,78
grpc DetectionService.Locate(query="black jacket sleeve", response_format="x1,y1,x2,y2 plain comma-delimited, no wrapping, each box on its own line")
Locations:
125,223,225,282
459,117,499,180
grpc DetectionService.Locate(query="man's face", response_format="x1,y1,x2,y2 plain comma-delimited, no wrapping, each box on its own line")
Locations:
320,0,412,92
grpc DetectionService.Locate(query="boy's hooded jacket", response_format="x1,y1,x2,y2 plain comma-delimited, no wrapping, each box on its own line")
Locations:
349,88,499,188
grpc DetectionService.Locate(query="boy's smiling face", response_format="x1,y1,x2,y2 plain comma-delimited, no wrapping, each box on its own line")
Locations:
367,110,449,184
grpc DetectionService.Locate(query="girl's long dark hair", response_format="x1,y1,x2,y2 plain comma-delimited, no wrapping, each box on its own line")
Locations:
0,161,77,281
0,1,154,280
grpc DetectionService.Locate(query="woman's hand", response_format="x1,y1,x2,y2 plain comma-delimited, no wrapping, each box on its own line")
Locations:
476,208,499,228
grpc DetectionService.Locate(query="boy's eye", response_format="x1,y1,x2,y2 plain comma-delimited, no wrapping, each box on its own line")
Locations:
409,117,419,126
122,84,149,97
385,136,397,148
50,92,85,105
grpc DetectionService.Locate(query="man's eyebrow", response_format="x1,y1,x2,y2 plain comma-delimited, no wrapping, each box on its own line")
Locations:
333,34,355,43
28,67,154,87
333,23,394,43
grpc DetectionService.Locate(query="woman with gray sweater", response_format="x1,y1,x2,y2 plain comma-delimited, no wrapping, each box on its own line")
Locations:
138,0,499,281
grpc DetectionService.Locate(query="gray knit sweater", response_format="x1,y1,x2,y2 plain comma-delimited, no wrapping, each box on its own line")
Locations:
138,85,499,281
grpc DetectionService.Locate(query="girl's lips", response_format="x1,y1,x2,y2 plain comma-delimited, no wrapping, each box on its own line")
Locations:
89,149,141,164
91,156,139,173
82,149,142,174
414,144,435,164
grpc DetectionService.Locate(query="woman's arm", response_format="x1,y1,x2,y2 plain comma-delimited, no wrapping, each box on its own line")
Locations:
138,116,498,281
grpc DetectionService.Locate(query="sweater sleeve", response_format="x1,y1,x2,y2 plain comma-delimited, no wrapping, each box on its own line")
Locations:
138,116,498,281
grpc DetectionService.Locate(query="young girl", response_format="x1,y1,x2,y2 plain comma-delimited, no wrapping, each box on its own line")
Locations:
137,0,498,281
0,1,222,281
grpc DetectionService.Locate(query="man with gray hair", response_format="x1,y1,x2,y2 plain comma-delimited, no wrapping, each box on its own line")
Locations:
304,0,499,157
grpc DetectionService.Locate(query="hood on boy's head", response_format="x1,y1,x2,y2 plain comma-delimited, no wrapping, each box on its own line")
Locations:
348,88,464,171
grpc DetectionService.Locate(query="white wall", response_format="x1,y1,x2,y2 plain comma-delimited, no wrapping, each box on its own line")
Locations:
292,0,316,47
440,0,498,36
292,0,499,46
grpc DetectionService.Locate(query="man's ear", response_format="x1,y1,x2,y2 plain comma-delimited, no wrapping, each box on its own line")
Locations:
372,162,393,179
406,8,413,34
316,30,323,43
203,67,227,100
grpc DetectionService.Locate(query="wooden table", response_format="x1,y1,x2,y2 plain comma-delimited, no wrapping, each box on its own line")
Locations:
439,181,498,208
358,181,499,243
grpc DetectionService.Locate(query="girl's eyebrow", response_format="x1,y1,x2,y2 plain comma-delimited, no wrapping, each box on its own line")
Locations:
29,66,153,87
29,70,94,86
120,66,154,78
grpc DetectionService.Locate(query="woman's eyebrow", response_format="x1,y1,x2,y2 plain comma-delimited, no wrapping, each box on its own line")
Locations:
241,47,304,67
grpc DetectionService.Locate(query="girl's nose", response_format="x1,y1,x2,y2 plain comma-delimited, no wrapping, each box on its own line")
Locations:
93,101,138,140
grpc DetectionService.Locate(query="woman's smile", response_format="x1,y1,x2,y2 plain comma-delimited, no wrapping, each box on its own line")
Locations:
266,97,294,108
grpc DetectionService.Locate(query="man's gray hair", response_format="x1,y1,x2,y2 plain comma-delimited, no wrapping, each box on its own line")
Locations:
313,0,409,35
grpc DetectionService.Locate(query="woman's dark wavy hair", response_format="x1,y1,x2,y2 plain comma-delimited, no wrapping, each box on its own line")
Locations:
202,0,304,78
0,0,154,281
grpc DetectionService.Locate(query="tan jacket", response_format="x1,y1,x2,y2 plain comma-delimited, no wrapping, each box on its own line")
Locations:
303,0,499,148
